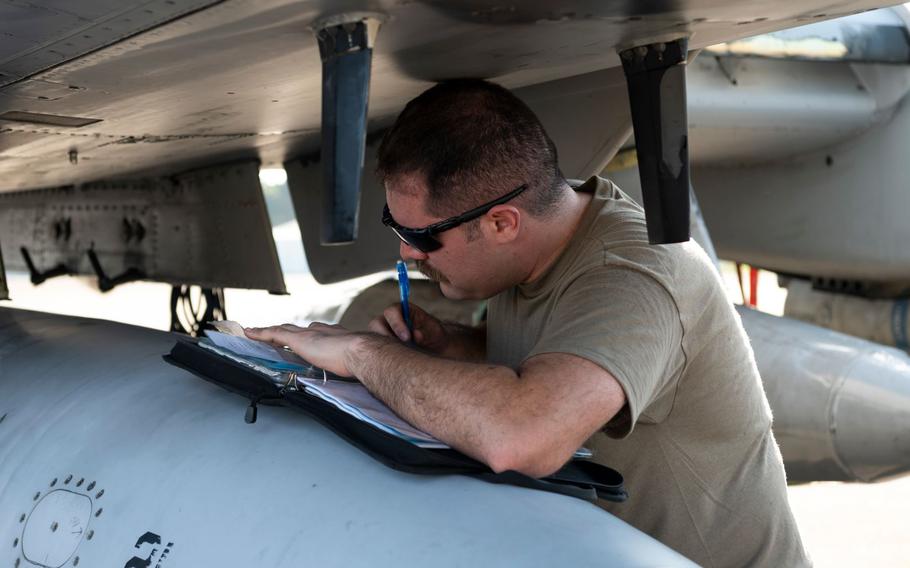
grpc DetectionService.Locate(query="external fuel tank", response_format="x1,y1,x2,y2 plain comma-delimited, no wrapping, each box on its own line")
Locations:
740,306,910,483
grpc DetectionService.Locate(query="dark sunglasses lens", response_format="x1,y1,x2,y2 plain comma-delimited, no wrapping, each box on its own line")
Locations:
391,227,442,253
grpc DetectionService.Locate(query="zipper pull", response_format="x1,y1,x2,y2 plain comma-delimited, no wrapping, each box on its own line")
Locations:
245,400,258,424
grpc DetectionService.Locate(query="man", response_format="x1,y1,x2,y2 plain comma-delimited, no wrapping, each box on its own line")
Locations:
246,79,809,566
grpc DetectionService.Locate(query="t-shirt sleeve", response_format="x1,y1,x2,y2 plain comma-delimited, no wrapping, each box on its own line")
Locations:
525,266,684,438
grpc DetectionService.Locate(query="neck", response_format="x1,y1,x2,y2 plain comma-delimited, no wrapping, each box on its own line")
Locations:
522,185,592,284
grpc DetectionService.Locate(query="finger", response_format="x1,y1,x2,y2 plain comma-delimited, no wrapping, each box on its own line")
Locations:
244,326,297,347
243,326,265,338
382,305,410,341
368,317,395,337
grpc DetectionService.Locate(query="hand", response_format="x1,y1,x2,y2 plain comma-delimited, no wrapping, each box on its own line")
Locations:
368,303,449,354
244,322,362,378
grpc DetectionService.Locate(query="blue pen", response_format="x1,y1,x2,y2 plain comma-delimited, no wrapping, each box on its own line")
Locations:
396,260,413,340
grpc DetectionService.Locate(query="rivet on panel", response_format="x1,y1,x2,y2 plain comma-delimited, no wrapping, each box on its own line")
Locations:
33,492,40,501
76,478,84,487
95,490,104,499
65,475,73,484
87,481,95,491
95,508,102,517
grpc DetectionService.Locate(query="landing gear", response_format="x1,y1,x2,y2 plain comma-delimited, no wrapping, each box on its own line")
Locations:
169,285,226,336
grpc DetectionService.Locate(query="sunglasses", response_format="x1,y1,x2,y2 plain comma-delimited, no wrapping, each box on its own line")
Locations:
381,183,529,253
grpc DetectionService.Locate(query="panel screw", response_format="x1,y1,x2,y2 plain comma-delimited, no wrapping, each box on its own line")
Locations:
86,530,94,541
95,490,104,499
65,475,73,484
76,478,84,487
94,508,102,517
50,478,57,487
51,521,58,532
86,482,95,491
33,492,40,501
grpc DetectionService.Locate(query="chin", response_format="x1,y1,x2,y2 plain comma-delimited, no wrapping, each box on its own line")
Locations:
439,281,487,301
438,281,460,299
438,281,470,301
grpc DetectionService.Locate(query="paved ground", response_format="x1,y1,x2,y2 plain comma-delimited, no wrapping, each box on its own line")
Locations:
789,476,910,566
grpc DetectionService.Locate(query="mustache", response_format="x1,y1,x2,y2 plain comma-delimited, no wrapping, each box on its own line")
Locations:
415,260,449,284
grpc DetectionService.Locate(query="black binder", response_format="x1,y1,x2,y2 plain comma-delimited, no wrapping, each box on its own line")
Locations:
164,338,627,504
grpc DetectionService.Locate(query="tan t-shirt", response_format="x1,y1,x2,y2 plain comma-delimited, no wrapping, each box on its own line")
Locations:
487,177,810,567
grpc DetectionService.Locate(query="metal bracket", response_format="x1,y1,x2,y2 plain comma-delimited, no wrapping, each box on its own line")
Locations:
20,246,70,285
0,160,285,292
86,247,145,292
314,14,382,244
620,38,691,244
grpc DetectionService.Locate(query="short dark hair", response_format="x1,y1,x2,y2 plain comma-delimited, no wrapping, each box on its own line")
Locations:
376,79,565,218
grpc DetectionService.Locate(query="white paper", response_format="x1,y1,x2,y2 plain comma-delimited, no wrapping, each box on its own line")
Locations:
205,330,303,364
300,379,448,448
209,320,246,337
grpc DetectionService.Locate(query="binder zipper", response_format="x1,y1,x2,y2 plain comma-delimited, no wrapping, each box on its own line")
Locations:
244,391,288,424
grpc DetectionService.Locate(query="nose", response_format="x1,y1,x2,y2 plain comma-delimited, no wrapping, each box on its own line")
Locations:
400,240,428,262
399,240,428,261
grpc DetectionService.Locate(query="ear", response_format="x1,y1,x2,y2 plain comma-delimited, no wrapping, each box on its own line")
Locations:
484,205,521,243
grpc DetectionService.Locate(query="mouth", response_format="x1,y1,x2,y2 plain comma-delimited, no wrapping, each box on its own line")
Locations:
416,260,449,284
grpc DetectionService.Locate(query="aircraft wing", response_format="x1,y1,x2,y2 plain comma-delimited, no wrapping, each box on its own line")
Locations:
0,0,897,291
0,0,894,192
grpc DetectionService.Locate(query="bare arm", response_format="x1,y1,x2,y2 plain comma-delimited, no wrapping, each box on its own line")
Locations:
245,323,625,478
347,335,625,477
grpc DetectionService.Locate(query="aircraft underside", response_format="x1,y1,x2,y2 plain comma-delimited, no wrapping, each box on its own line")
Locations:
2,1,910,565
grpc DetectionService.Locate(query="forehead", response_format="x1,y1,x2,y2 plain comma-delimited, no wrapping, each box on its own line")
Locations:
384,171,428,196
384,173,438,226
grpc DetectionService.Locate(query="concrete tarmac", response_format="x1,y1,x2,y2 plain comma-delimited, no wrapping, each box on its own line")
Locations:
789,476,910,566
